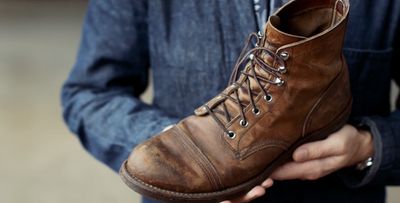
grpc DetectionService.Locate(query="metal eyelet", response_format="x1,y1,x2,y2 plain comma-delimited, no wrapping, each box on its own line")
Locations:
278,65,287,74
239,119,248,127
252,108,261,116
264,94,273,102
249,54,255,60
257,31,263,39
275,77,285,86
227,131,236,139
279,51,289,61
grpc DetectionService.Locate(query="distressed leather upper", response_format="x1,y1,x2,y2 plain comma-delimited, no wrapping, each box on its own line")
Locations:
126,0,352,193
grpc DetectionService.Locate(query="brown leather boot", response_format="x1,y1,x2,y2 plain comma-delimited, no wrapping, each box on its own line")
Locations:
120,0,352,202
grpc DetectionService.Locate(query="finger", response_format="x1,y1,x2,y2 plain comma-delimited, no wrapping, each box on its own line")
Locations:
271,157,338,180
261,178,274,188
271,162,300,180
293,134,342,162
221,186,265,203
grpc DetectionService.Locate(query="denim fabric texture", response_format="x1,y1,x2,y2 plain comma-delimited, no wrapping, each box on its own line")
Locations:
61,0,400,202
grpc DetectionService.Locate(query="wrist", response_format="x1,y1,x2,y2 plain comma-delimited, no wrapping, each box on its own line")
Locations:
353,128,374,170
358,129,374,160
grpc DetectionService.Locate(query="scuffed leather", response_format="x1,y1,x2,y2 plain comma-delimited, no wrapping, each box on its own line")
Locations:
124,0,352,194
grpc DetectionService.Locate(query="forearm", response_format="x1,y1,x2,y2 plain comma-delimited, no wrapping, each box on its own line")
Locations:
62,85,179,171
60,0,168,172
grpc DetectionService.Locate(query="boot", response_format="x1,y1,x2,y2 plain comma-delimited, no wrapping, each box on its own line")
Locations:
120,0,352,202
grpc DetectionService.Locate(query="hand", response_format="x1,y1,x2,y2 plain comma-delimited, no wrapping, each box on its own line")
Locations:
221,124,374,203
271,124,374,180
220,178,273,203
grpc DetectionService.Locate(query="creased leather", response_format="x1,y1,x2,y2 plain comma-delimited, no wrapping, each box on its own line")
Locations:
123,0,352,196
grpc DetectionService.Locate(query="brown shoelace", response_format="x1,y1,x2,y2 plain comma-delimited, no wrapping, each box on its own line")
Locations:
203,32,287,139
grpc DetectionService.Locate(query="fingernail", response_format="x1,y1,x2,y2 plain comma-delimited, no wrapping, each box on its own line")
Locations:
261,182,269,187
261,179,273,187
295,148,308,161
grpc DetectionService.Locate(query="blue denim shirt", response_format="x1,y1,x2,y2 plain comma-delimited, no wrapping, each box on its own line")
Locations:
61,0,400,202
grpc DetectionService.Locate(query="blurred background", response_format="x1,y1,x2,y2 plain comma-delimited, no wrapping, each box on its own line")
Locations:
0,1,398,203
0,0,139,202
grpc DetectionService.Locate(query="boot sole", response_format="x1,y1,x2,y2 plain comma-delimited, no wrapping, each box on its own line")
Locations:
120,99,352,203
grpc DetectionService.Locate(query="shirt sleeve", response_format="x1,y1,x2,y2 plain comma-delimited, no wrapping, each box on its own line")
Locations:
61,0,179,172
339,32,400,188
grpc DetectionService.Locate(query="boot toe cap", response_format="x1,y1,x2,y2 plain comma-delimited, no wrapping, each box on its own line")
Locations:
125,129,213,193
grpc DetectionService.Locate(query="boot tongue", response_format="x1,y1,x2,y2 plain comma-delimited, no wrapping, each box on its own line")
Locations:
261,15,306,51
250,17,305,81
233,16,305,102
